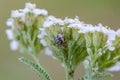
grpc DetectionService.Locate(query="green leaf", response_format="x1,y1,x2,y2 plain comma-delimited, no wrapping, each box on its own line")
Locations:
84,33,92,48
93,32,101,49
87,48,94,59
93,72,112,79
19,57,52,80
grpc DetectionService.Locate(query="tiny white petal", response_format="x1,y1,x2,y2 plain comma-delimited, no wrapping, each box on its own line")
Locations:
43,16,55,27
107,62,120,72
107,40,112,46
106,40,115,51
64,17,80,24
38,34,44,39
38,28,47,39
45,47,53,56
40,39,47,46
78,26,89,33
64,18,75,24
6,18,14,28
43,16,64,27
25,3,36,10
10,40,19,51
33,9,48,16
107,30,116,41
11,10,25,18
116,29,120,37
108,46,115,51
20,8,31,13
44,21,54,27
6,29,14,40
11,10,19,18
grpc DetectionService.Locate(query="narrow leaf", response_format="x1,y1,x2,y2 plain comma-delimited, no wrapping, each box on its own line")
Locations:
19,57,52,80
93,72,112,79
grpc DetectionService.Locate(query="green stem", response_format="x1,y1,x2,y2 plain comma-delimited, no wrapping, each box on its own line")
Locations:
65,65,73,80
32,54,41,67
83,59,94,80
88,67,93,80
31,47,53,80
84,62,92,80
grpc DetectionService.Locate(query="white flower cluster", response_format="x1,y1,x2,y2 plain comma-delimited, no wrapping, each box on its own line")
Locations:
39,15,120,51
38,15,120,71
6,3,120,72
9,3,48,23
77,24,116,51
6,3,48,51
6,28,19,51
43,16,64,27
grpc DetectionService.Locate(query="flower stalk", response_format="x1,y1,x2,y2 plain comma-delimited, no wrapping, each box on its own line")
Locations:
65,69,73,80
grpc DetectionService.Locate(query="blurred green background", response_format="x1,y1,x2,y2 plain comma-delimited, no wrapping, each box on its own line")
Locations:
0,0,120,80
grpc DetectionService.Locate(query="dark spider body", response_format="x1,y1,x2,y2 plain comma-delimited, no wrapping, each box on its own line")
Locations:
55,34,65,45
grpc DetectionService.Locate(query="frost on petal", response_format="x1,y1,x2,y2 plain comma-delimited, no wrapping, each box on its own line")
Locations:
44,47,53,56
25,3,36,10
6,29,14,40
10,40,19,51
107,62,120,72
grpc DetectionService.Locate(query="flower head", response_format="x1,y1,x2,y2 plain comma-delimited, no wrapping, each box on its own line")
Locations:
6,3,47,53
38,16,88,72
6,3,120,75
